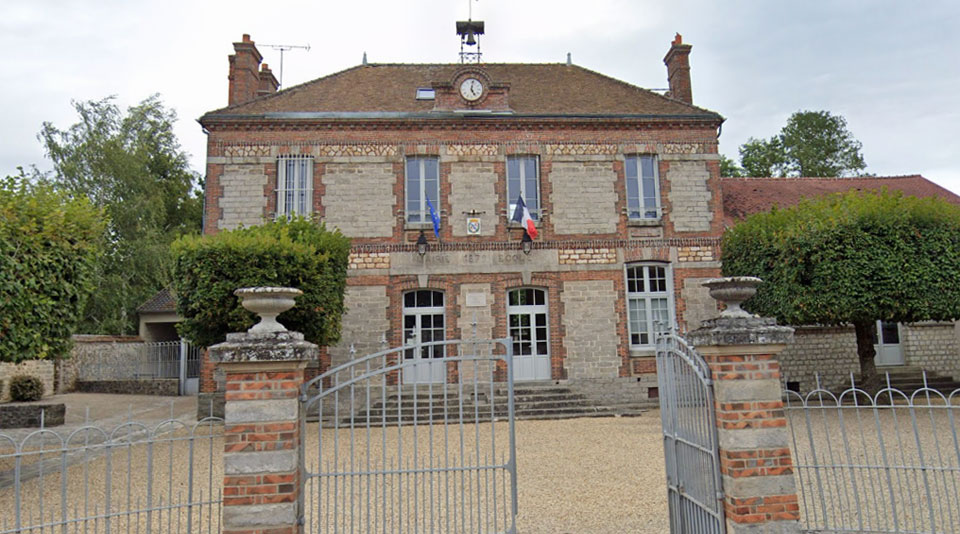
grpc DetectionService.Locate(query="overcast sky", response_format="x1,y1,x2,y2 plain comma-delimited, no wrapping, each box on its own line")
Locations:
3,1,959,193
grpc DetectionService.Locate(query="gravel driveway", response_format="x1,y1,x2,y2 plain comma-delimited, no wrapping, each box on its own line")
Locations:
1,409,669,534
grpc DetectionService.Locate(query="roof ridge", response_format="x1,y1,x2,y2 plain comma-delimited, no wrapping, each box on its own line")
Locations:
203,64,369,116
564,63,723,118
721,175,924,181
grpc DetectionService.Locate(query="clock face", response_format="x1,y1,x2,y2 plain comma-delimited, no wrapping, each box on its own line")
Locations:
459,78,484,101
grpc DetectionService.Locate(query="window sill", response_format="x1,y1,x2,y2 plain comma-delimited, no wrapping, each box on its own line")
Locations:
506,221,541,229
629,349,656,358
627,218,662,227
405,222,437,231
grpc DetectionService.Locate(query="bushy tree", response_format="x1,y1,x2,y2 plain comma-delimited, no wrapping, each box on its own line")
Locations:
39,95,202,334
0,175,104,362
719,154,745,177
722,190,960,390
737,110,867,177
172,218,350,348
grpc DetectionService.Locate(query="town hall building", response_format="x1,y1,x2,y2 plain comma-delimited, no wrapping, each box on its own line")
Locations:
189,29,960,408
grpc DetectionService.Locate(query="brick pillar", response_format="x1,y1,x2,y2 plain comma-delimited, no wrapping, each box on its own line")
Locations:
210,330,317,534
689,281,800,533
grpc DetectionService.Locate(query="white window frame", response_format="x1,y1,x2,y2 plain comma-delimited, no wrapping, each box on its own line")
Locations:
507,155,540,220
405,156,441,224
506,288,550,358
625,263,675,351
276,155,313,218
625,155,660,221
402,290,445,359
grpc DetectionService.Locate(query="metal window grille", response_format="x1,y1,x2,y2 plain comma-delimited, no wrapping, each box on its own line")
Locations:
276,156,313,218
786,373,960,533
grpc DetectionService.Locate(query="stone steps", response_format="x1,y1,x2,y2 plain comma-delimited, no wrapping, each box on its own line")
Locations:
307,383,654,424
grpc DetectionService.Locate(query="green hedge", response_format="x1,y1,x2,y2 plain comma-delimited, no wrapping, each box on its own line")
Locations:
172,218,350,347
721,189,960,326
0,177,104,362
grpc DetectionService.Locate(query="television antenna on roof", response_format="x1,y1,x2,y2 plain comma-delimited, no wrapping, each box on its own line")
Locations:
257,43,311,88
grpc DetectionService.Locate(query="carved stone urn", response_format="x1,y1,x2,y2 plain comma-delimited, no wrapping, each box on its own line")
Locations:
702,276,762,318
234,287,302,334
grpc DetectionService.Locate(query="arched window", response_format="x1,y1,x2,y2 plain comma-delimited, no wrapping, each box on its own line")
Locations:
402,290,445,383
625,263,674,349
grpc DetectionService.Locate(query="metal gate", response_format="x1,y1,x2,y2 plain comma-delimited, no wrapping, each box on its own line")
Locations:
299,338,518,533
656,331,726,534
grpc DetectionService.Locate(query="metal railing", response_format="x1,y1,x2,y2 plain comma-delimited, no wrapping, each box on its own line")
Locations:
300,338,518,534
0,412,223,534
655,330,725,534
786,373,960,533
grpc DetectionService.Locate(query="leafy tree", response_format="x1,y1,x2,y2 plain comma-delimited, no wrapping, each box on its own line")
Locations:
736,110,867,177
38,95,202,334
0,174,105,362
722,190,960,390
172,218,350,348
719,154,745,177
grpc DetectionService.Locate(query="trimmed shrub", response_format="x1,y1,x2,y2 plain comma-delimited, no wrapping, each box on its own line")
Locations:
172,218,350,347
9,375,45,402
0,176,105,362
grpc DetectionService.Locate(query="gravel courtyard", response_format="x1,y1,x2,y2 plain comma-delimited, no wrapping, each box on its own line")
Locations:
1,411,669,534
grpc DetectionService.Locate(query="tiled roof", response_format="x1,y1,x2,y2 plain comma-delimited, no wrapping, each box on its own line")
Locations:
201,63,722,119
137,287,176,314
721,175,960,225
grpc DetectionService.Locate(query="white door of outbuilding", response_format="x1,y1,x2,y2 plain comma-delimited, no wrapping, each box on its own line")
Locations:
874,320,905,366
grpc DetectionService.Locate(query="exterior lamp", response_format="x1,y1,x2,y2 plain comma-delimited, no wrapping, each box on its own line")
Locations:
521,230,532,255
417,230,429,257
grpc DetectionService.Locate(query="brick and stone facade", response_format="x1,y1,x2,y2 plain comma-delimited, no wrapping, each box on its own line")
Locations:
187,32,960,410
194,34,725,403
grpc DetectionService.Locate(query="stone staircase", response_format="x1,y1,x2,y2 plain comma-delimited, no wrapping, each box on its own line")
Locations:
323,383,655,425
852,366,960,396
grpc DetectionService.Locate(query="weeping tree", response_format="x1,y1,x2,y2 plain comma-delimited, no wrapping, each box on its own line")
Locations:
722,189,960,390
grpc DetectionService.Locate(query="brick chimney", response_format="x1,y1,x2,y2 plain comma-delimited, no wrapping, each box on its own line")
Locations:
228,34,263,106
663,33,693,105
257,63,279,97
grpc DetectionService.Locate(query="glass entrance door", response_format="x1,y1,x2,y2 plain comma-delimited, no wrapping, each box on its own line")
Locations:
402,290,446,384
507,288,551,381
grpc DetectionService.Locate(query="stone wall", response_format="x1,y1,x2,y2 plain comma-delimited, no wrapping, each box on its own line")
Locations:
566,375,658,405
449,162,498,237
328,285,390,370
219,163,267,230
0,403,65,429
560,280,619,379
778,323,960,392
74,379,179,396
680,276,716,334
63,335,145,390
549,161,618,234
901,322,960,378
665,160,712,232
322,162,396,237
778,326,859,392
0,360,55,402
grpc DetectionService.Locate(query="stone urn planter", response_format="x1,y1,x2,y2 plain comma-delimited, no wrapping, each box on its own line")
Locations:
702,276,763,318
234,287,302,334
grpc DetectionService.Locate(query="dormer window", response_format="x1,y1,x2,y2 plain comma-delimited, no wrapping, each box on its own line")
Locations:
416,88,435,100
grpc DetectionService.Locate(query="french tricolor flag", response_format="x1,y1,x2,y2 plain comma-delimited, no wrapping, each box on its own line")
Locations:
511,195,538,239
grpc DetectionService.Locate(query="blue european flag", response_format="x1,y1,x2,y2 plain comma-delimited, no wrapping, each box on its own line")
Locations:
425,195,441,239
